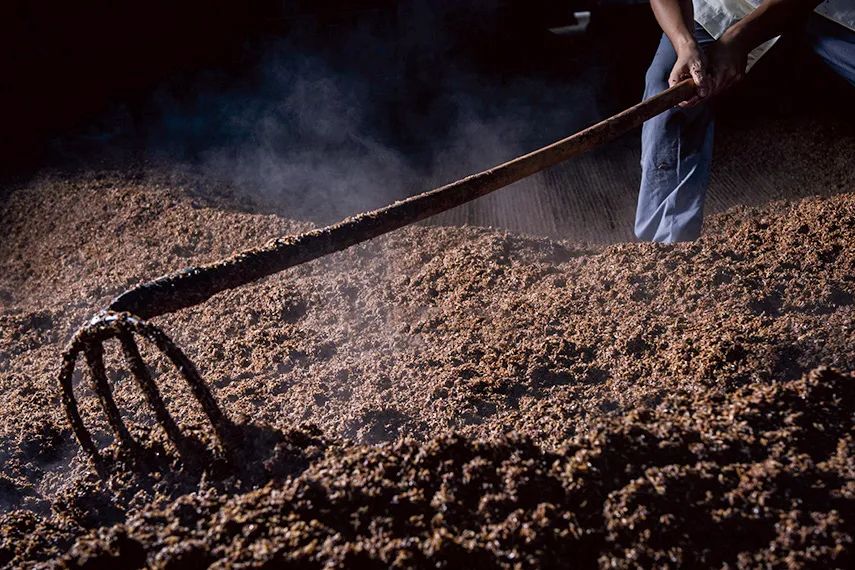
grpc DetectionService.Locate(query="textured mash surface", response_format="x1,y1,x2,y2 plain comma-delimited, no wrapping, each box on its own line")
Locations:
0,170,853,566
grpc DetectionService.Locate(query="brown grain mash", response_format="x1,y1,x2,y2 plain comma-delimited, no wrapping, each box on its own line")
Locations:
0,170,853,567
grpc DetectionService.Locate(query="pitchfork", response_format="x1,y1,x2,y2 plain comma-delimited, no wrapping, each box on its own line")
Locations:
58,80,696,465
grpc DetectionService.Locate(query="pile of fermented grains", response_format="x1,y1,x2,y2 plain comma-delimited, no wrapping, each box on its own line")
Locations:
1,170,852,567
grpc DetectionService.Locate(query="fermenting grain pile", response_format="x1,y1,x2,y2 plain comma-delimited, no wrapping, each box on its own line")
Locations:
1,169,853,567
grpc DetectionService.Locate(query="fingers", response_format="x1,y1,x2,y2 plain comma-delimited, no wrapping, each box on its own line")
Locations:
679,86,707,108
689,61,710,99
672,55,711,108
673,39,747,106
668,67,684,88
706,41,747,98
710,67,744,97
670,67,695,108
670,69,695,108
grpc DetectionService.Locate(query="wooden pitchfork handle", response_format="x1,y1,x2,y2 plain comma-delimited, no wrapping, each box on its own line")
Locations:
109,79,696,319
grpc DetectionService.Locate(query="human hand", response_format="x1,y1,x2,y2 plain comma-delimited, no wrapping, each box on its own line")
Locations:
706,34,748,97
669,42,712,107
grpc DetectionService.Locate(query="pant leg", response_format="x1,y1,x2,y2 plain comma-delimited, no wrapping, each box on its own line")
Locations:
805,14,855,86
636,24,716,243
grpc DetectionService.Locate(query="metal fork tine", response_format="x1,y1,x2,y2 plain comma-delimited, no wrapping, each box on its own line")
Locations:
130,319,233,449
59,312,233,468
59,344,99,459
117,329,186,453
83,340,135,449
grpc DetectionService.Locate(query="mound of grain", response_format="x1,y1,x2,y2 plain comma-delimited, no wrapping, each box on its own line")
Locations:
1,170,853,567
3,366,850,567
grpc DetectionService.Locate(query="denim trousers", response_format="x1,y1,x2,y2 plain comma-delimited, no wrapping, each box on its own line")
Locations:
636,17,855,243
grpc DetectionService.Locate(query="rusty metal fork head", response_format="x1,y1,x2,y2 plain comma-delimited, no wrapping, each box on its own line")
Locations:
58,312,233,464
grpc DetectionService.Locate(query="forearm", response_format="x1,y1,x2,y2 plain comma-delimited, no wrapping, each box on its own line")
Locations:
721,0,821,50
651,0,696,54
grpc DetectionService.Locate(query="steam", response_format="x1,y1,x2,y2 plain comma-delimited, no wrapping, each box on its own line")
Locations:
58,7,606,229
132,14,598,223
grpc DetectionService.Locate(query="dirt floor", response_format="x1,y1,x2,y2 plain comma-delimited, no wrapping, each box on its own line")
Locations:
0,166,854,567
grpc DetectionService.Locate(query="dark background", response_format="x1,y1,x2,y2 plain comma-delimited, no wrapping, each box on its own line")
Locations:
1,1,849,181
0,2,662,174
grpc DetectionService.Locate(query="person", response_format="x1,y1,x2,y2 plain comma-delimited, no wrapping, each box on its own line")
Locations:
635,0,855,243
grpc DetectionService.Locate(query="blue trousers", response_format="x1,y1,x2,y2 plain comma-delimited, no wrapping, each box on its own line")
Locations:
636,17,855,243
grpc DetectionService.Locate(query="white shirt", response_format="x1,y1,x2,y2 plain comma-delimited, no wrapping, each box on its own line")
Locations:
694,0,855,68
